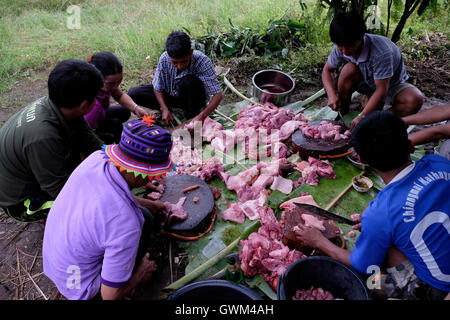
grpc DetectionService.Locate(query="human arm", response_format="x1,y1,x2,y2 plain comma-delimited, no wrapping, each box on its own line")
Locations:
112,88,149,118
134,197,167,217
294,224,352,266
153,88,175,125
322,61,340,111
192,92,223,122
350,78,390,130
403,104,450,125
408,123,450,146
100,253,157,300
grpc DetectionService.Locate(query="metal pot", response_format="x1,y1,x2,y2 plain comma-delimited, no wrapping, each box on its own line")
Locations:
252,69,295,107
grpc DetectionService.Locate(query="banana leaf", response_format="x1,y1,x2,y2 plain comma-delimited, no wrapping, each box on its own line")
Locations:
302,105,338,121
170,104,384,293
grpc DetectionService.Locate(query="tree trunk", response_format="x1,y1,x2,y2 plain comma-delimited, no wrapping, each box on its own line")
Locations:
391,0,422,43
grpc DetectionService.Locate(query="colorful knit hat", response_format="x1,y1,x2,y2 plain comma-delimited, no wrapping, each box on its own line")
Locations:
103,116,175,179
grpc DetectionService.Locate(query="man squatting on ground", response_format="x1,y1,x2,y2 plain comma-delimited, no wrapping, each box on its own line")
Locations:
294,111,449,300
322,12,424,130
128,30,223,126
0,60,104,223
43,117,176,300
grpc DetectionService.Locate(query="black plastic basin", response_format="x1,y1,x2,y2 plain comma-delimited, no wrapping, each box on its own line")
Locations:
167,279,263,301
277,256,371,300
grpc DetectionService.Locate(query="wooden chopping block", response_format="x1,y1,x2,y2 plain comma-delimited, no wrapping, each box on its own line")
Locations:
281,206,342,252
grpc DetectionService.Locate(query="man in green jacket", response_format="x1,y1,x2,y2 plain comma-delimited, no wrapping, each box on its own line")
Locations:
0,59,104,222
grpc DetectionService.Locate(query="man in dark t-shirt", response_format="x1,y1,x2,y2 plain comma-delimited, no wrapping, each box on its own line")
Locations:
0,59,104,222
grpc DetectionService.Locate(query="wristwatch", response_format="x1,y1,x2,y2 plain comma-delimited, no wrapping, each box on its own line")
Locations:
358,113,366,119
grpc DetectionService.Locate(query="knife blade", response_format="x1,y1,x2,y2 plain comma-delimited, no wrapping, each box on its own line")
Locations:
294,203,357,226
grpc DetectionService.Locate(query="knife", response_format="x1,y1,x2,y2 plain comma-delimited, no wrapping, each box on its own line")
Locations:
294,203,358,226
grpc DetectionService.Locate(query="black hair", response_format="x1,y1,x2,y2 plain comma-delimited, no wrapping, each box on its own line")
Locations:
165,30,192,59
88,51,123,77
330,11,366,46
351,111,410,171
48,59,104,109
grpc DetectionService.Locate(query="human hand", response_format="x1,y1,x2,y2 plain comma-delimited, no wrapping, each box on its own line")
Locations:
145,180,164,193
293,224,326,248
146,199,167,213
136,253,157,283
134,105,150,118
350,213,361,232
327,94,341,111
161,107,175,125
350,115,363,130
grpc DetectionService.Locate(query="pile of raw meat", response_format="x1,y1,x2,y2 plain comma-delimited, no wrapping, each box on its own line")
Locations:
239,206,306,288
206,102,309,160
220,158,294,224
292,286,335,300
170,132,225,182
301,121,351,141
294,156,336,187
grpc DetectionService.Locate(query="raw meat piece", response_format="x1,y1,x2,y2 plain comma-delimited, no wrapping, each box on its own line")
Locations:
252,174,274,189
307,157,336,179
201,117,223,142
297,214,325,231
279,120,305,141
280,195,319,212
164,197,188,225
237,185,264,202
221,203,246,224
293,286,335,300
300,120,350,141
240,191,268,220
270,176,293,194
221,165,259,192
264,141,289,159
198,157,224,182
294,157,336,187
210,186,222,200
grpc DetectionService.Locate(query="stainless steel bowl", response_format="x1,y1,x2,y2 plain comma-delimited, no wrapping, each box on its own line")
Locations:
347,150,368,171
252,69,295,107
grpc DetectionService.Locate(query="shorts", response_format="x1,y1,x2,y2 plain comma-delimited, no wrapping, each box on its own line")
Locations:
437,139,450,160
371,260,448,300
357,82,417,107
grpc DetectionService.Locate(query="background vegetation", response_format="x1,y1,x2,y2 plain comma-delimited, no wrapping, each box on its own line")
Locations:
0,0,448,104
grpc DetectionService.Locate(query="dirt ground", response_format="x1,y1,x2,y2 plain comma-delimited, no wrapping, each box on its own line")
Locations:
0,33,448,300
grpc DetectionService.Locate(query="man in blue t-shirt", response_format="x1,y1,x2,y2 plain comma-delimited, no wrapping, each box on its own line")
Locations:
294,111,449,300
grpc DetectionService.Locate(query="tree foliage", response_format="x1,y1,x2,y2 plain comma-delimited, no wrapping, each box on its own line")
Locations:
317,0,435,42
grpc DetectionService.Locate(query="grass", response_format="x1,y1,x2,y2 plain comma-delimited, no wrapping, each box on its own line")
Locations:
0,0,302,97
0,0,448,105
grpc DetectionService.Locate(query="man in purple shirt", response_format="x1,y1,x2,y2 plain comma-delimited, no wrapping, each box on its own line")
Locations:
43,117,175,300
128,30,222,126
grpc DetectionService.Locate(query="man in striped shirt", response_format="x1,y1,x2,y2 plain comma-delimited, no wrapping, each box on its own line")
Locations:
322,12,424,129
129,31,222,126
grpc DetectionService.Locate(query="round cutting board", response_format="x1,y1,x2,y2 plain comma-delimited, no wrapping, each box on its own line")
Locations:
160,174,214,231
291,120,351,158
